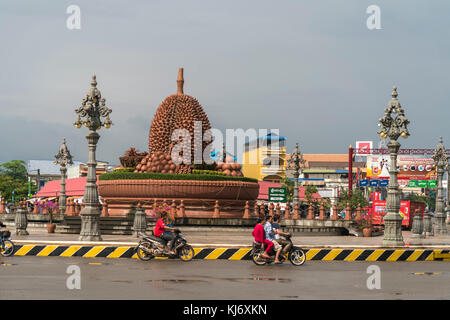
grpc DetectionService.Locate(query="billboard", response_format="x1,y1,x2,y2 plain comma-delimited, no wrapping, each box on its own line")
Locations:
356,141,373,155
366,155,436,181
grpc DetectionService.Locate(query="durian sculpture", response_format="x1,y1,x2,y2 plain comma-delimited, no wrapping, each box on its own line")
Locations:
134,68,241,176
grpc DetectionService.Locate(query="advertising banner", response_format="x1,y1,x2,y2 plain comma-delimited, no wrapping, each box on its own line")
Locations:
371,200,425,228
356,141,373,155
366,155,436,180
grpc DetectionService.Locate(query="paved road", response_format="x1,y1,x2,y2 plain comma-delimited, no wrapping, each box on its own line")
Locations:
1,256,449,299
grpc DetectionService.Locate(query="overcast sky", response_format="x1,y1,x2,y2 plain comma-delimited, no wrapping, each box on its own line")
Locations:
0,0,449,165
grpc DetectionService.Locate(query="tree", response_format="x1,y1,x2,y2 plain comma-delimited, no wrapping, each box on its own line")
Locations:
280,177,294,203
305,185,318,206
405,192,435,211
338,189,369,211
0,160,28,181
0,160,34,203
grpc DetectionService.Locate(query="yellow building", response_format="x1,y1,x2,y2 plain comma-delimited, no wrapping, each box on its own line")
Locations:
242,133,287,182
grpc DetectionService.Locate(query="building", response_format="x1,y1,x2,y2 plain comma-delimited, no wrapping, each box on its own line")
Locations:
285,153,365,204
242,133,287,182
27,160,113,195
67,161,113,179
27,160,83,191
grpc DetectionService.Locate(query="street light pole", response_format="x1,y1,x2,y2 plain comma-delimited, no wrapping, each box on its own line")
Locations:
378,86,410,246
54,138,73,215
446,164,450,224
74,75,113,241
287,142,306,209
432,137,448,234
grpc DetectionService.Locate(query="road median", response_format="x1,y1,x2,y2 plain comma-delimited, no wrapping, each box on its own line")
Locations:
9,242,450,262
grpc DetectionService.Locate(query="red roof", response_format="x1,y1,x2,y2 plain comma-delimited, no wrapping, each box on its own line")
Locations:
258,181,322,201
35,177,94,198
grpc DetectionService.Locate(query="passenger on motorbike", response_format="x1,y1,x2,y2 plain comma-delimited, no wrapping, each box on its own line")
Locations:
272,215,292,255
154,210,177,255
264,215,283,264
0,221,4,263
252,216,272,259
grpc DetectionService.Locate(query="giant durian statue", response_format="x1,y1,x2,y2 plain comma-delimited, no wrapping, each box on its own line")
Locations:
135,68,212,174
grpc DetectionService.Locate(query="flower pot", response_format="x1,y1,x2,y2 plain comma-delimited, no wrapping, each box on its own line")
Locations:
46,223,56,233
362,227,372,237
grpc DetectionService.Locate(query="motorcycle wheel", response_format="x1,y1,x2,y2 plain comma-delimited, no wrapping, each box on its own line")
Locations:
136,242,154,261
179,245,194,262
289,249,306,266
251,251,267,266
0,240,15,257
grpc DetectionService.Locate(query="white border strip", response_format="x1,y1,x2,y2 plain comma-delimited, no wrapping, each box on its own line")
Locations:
12,239,450,249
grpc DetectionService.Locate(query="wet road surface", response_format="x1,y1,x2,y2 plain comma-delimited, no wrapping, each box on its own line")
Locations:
1,256,449,299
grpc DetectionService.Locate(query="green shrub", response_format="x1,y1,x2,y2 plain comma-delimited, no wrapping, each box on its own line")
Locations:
113,167,135,173
99,171,257,183
192,169,226,176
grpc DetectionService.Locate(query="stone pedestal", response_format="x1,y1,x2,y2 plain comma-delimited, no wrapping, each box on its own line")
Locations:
423,212,434,237
411,209,424,239
15,205,29,236
133,204,147,236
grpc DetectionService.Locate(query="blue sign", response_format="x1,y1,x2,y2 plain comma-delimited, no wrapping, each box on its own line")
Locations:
379,180,389,187
369,180,379,187
359,179,369,187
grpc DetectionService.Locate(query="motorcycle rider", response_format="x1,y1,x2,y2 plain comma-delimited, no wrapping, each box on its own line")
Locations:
0,221,5,264
252,216,272,259
272,215,292,255
154,210,177,255
264,215,283,264
0,221,6,248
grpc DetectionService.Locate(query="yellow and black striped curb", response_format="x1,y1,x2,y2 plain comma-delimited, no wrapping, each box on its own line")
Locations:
9,245,450,261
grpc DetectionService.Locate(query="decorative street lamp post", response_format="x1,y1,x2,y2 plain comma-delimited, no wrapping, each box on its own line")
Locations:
287,142,306,209
54,138,73,215
446,163,450,224
74,75,113,241
378,86,410,246
432,137,448,234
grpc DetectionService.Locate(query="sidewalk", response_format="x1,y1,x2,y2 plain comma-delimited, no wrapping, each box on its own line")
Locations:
11,227,450,248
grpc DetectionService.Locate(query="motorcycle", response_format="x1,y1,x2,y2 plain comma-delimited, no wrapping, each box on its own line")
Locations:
0,229,15,257
135,230,195,262
251,235,306,266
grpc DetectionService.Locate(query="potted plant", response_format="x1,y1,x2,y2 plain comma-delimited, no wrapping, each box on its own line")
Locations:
38,200,58,233
355,213,373,237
